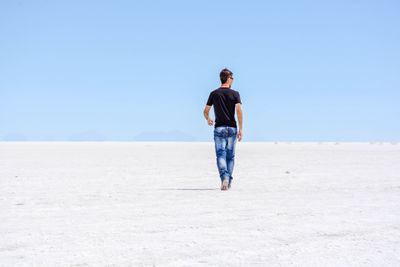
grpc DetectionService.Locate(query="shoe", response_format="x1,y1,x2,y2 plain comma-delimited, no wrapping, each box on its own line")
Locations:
221,178,229,190
228,183,231,189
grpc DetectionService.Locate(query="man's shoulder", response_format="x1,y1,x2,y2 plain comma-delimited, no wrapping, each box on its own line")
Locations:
230,88,240,95
210,88,220,94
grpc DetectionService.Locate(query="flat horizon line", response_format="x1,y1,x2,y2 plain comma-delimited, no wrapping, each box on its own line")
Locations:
0,141,397,144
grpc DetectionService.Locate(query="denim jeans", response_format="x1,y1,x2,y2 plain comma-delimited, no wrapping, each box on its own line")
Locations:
214,126,238,185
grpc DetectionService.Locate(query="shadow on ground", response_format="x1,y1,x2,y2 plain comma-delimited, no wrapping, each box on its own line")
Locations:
158,188,218,191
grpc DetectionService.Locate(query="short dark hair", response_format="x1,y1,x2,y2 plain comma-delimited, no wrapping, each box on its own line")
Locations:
220,68,233,84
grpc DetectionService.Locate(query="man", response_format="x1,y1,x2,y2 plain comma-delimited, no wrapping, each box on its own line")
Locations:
203,68,243,191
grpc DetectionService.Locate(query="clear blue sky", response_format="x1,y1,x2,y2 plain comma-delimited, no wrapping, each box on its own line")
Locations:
1,0,399,142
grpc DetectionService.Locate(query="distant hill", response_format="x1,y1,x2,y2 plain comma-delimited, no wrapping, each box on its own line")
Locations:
133,130,197,141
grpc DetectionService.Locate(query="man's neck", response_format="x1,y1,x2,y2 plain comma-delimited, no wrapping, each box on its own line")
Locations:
220,83,230,88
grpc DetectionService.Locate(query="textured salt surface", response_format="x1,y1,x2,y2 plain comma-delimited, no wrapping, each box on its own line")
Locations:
1,142,399,266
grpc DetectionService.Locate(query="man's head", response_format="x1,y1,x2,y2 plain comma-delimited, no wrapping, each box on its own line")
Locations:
220,68,233,88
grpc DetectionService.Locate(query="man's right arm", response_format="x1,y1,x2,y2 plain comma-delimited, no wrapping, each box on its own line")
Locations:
236,103,243,141
236,103,243,130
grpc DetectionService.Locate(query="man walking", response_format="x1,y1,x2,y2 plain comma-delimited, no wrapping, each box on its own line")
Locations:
203,68,243,190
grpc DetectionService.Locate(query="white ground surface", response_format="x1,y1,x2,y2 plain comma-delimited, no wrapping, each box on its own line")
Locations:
1,142,399,267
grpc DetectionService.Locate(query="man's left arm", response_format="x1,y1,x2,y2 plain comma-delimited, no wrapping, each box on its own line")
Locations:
203,105,213,126
204,92,214,126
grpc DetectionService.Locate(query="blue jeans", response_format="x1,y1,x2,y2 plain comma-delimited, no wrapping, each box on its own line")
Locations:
214,126,238,185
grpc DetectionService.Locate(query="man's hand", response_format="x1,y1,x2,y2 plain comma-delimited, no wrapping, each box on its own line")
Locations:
207,117,214,126
237,129,243,141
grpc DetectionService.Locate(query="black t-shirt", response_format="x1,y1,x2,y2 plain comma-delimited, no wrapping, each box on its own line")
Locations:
206,87,242,128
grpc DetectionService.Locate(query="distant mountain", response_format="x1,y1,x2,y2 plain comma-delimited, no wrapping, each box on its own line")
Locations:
1,133,28,141
67,130,106,141
133,129,197,141
0,130,198,141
